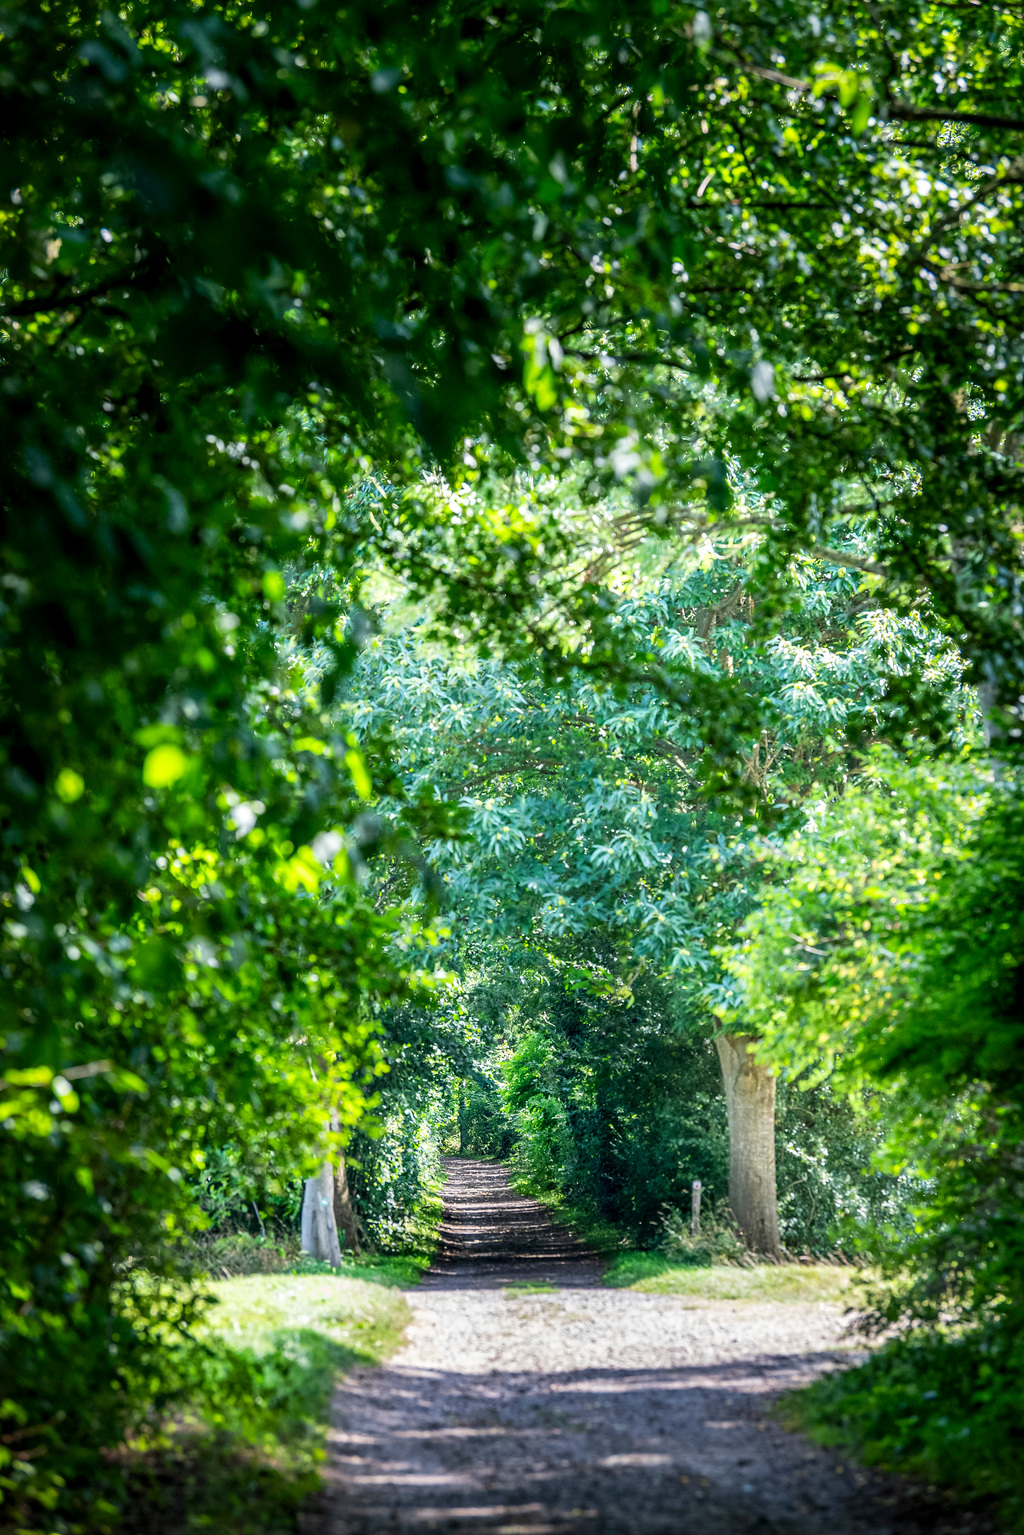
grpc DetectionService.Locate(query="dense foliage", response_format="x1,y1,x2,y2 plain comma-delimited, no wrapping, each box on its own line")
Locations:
3,0,1024,1526
726,755,1024,1512
334,545,948,1251
468,956,909,1256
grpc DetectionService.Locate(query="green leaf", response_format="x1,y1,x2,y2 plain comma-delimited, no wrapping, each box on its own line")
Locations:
54,769,84,803
851,91,873,136
344,749,372,801
142,745,189,788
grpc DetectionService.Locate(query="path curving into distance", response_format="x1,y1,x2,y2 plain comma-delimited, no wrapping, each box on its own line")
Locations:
310,1158,989,1535
426,1157,603,1289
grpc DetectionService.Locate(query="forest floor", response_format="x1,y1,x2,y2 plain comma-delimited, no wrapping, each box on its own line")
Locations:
308,1158,992,1535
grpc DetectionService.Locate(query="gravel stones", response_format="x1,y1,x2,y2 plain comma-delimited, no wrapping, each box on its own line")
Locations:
312,1160,990,1535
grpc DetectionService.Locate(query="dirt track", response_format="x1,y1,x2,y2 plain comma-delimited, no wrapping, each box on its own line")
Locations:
313,1159,990,1535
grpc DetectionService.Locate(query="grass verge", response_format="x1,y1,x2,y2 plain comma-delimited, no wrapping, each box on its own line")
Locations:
285,1248,431,1288
604,1250,865,1302
117,1273,410,1534
197,1271,411,1361
181,1185,442,1288
778,1328,1020,1530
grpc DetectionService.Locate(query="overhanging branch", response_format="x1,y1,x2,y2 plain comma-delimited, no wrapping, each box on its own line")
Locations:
733,57,1024,133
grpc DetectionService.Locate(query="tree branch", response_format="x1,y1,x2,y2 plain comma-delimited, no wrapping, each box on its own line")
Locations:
733,57,1024,133
888,103,1024,132
802,544,890,578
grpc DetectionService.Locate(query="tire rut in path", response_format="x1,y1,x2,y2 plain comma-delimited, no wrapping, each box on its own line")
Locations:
311,1157,991,1535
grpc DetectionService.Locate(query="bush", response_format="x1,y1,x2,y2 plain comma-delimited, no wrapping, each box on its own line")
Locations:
182,1231,303,1278
458,1075,516,1159
775,1081,920,1257
349,1107,445,1253
660,1204,749,1267
495,994,913,1256
111,1272,410,1535
191,1144,304,1243
789,1322,1024,1528
508,1093,576,1196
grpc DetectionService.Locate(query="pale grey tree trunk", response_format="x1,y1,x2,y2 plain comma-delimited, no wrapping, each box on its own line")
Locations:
333,1153,361,1255
300,1161,343,1267
715,1033,783,1258
977,679,1001,749
977,680,1006,785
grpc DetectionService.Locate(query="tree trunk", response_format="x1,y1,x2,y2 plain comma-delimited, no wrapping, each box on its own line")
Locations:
333,1153,361,1255
977,678,1004,751
715,1033,783,1258
300,1161,343,1267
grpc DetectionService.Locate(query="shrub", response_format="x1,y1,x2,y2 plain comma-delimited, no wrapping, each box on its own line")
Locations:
182,1231,302,1278
660,1204,750,1267
790,1322,1024,1527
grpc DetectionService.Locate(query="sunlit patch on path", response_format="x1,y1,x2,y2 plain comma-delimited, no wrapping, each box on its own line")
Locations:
309,1160,988,1535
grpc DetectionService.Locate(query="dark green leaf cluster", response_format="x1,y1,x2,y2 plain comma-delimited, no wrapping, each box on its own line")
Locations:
729,756,1024,1518
2,0,1024,1520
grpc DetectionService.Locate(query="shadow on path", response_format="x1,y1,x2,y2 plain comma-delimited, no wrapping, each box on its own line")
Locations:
310,1158,992,1535
423,1157,603,1290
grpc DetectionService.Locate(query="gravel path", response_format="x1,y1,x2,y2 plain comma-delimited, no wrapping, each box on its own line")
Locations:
314,1159,988,1535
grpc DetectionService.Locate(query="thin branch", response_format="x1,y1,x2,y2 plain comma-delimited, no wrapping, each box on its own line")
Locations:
738,61,811,93
733,57,1024,133
662,505,893,578
802,544,890,578
888,103,1024,132
451,759,564,791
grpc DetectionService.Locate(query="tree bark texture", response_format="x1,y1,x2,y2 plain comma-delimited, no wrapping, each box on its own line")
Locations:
301,1161,343,1267
333,1153,362,1255
715,1033,783,1258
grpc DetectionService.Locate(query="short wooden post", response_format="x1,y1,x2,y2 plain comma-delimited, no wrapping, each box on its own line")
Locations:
691,1179,702,1237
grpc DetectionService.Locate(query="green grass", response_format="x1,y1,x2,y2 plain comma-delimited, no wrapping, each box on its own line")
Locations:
184,1187,442,1289
604,1251,865,1303
175,1239,431,1291
119,1272,411,1534
285,1249,431,1288
501,1281,557,1296
182,1183,444,1291
494,1167,864,1306
198,1271,411,1359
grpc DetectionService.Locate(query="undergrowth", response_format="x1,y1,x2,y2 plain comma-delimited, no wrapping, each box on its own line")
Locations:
3,1273,413,1535
90,1168,441,1531
508,1165,861,1304
659,1204,749,1267
112,1274,411,1535
178,1184,441,1288
782,1324,1024,1530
